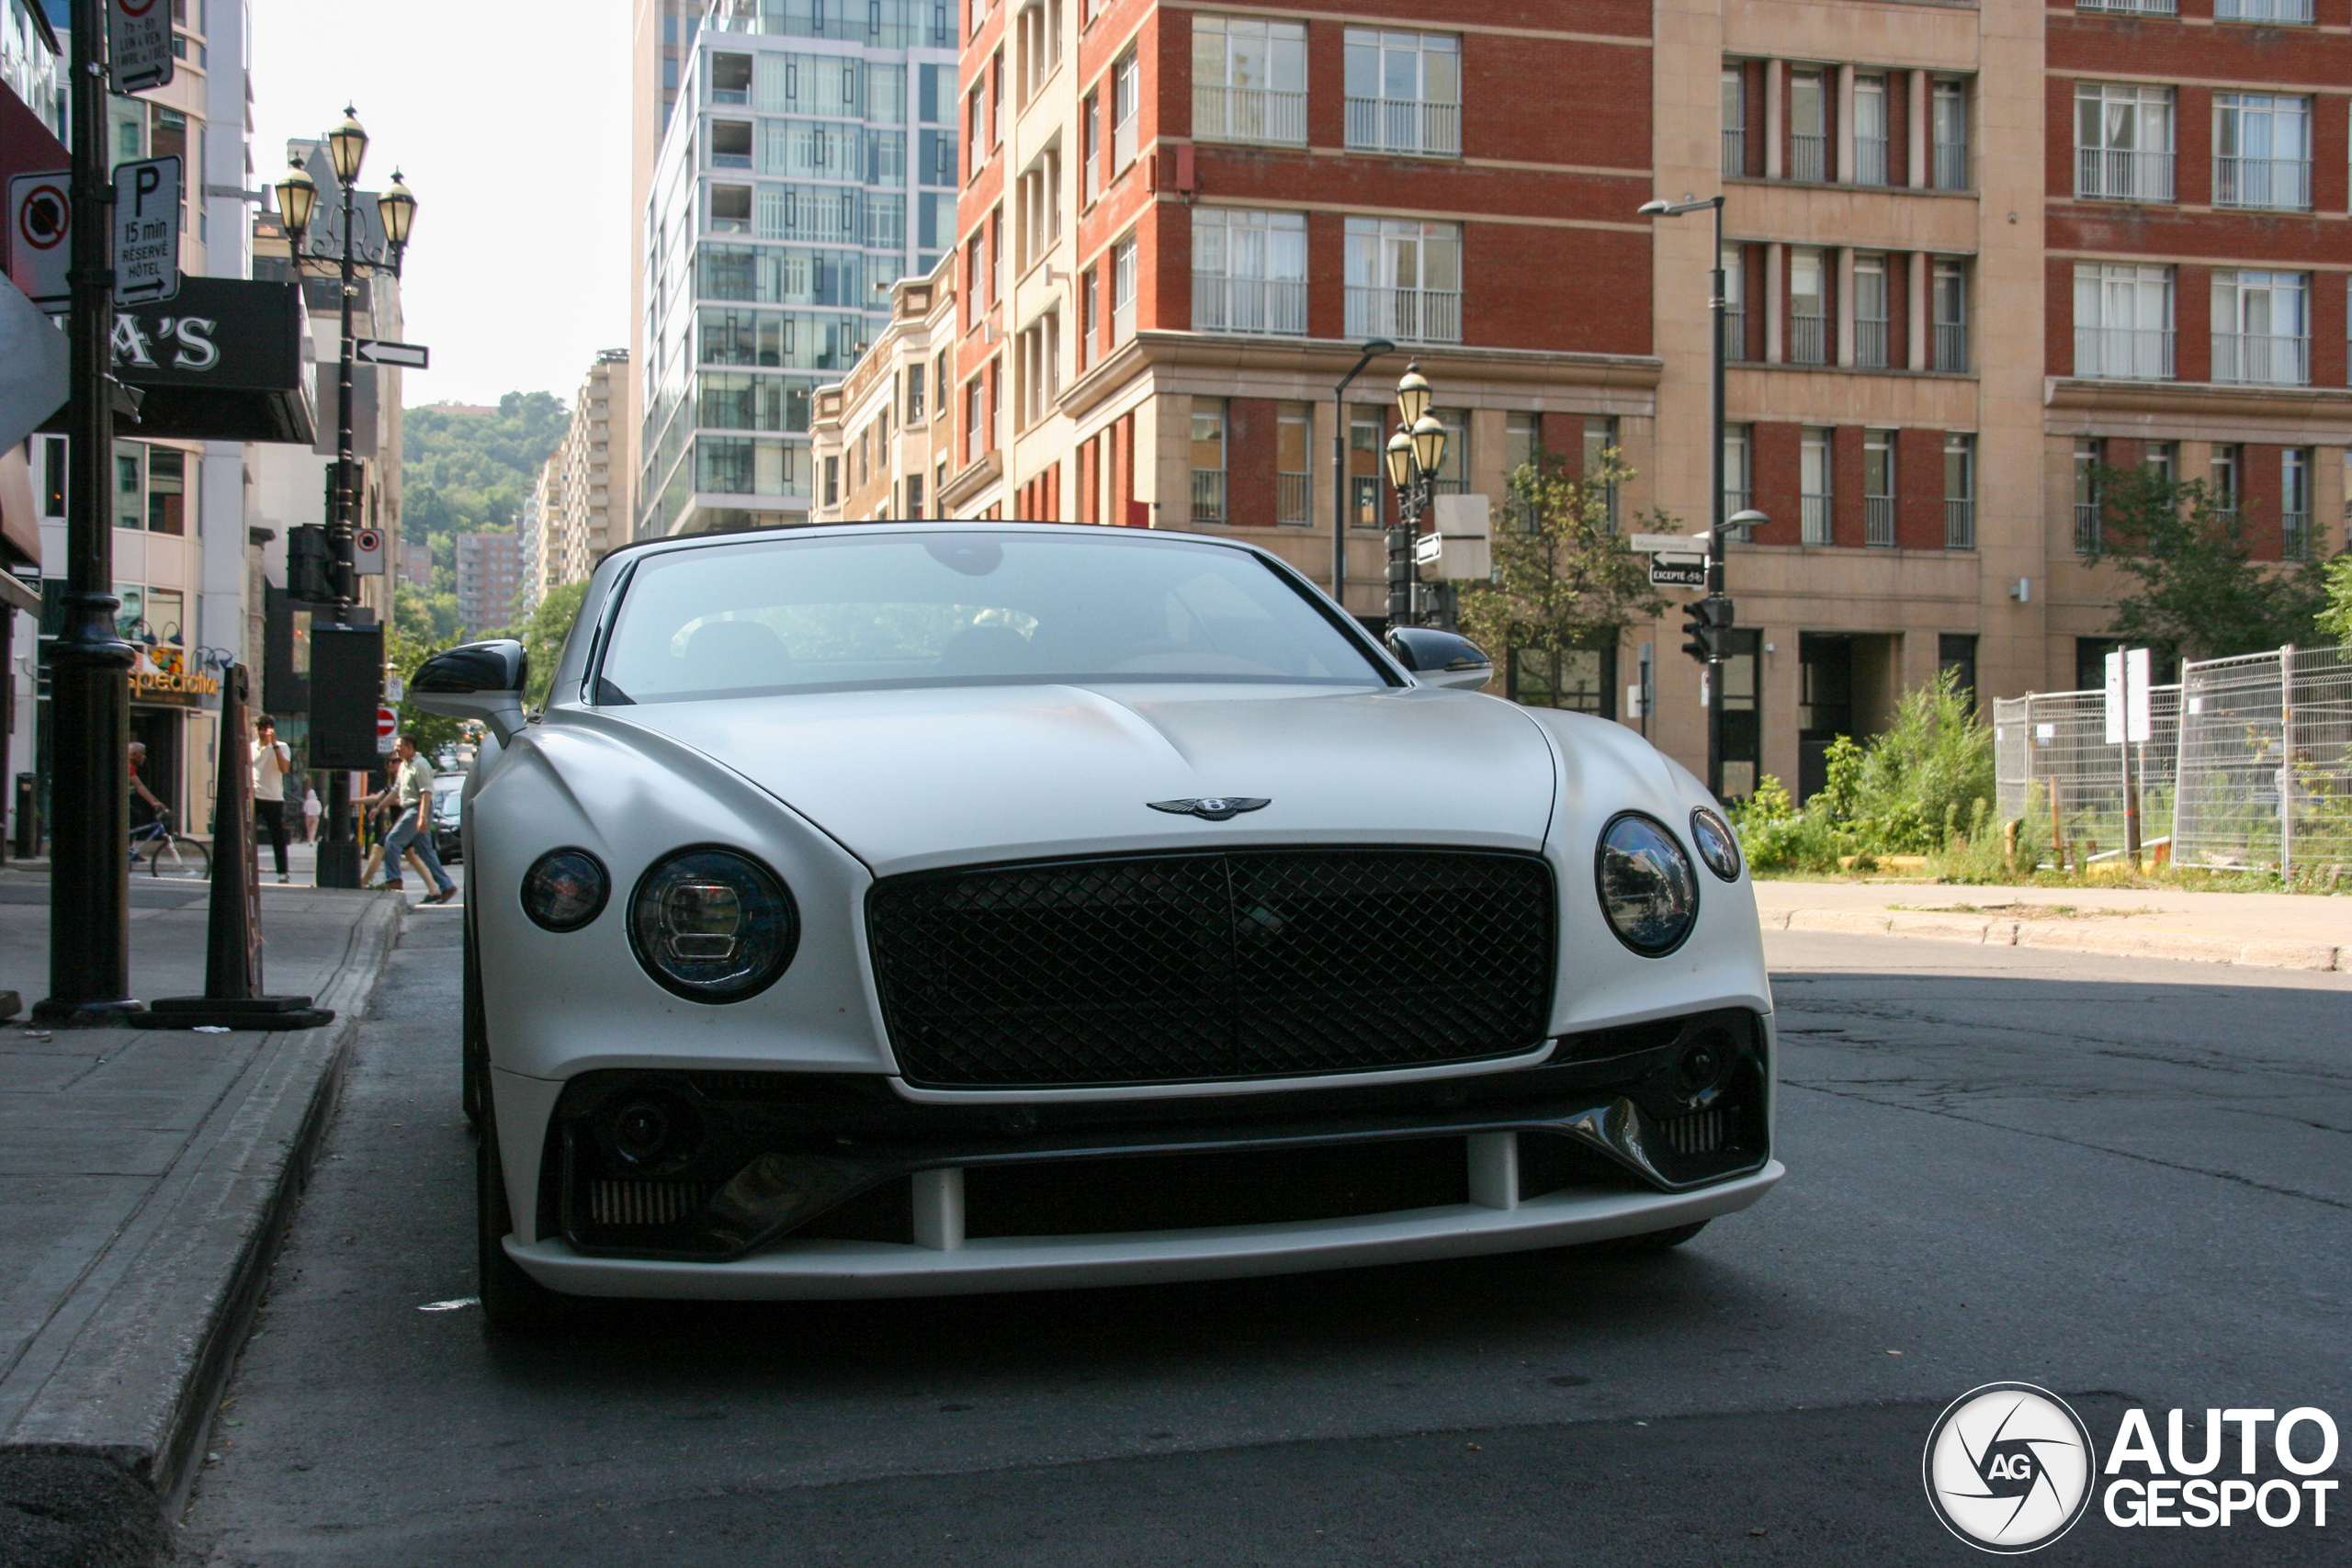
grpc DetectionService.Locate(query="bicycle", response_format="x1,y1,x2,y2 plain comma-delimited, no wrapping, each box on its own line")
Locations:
130,811,211,881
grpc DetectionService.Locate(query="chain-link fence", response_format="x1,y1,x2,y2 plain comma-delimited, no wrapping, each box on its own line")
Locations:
2173,643,2352,874
1994,684,2181,866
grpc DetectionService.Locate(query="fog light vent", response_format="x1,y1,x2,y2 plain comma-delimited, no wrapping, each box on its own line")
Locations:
1659,1108,1728,1156
589,1180,712,1227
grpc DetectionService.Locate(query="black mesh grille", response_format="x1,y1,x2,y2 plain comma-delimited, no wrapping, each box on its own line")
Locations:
868,849,1556,1089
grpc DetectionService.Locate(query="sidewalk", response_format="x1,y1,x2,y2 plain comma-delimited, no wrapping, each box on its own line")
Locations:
1755,878,2352,971
0,868,404,1565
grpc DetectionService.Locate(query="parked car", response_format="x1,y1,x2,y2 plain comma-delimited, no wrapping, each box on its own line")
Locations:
418,524,1779,1330
430,773,463,864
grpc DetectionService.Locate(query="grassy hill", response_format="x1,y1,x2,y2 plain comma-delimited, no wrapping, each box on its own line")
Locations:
399,391,569,637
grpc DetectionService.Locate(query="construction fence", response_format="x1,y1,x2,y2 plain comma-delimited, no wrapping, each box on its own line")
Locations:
1994,642,2352,874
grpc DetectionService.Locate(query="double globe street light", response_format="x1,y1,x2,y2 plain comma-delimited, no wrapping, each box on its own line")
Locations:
275,108,417,886
1382,365,1448,630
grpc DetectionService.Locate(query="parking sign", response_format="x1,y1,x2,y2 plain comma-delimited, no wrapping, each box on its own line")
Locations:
111,156,179,306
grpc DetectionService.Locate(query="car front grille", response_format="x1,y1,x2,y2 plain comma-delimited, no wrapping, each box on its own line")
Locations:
866,848,1556,1089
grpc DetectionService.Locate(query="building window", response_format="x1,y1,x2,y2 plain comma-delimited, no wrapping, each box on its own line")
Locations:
1080,265,1098,366
2144,440,2177,485
2215,0,2313,20
907,470,925,518
1853,74,1888,186
1111,235,1136,341
1724,423,1752,535
1721,65,1746,177
1081,91,1098,200
1932,259,1969,372
2078,0,2177,13
1853,254,1889,368
1931,78,1969,189
1943,434,1974,549
2211,444,2240,518
1343,30,1460,158
1939,634,1979,705
1503,412,1540,528
1344,217,1462,344
1789,247,1827,365
2281,448,2312,560
2211,270,2307,386
1800,427,1833,544
907,363,925,422
966,376,984,455
2213,94,2310,211
1717,244,1747,360
709,185,753,232
1583,416,1620,531
968,84,986,179
2075,84,2175,202
1277,402,1313,525
709,119,753,168
1190,399,1227,524
1862,430,1895,547
1192,208,1307,335
1789,68,1827,182
2074,438,2102,553
2074,264,2174,379
1111,50,1139,172
710,52,752,104
1349,406,1385,527
1509,646,1616,717
1193,17,1307,146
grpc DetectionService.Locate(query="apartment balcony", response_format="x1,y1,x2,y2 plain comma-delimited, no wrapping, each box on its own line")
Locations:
1345,286,1461,344
1854,319,1888,370
1721,127,1745,179
1801,493,1831,545
2216,0,2311,18
1854,136,1888,187
1932,322,1968,374
1790,132,1826,183
1193,85,1307,146
2213,157,2309,211
2074,327,2174,381
1276,471,1310,525
1191,469,1227,525
2077,0,2177,12
2211,333,2307,387
2075,148,2174,203
1944,497,1974,550
2074,502,2102,555
1721,306,1746,361
1790,313,1827,366
1864,495,1894,548
1193,275,1308,336
2283,512,2311,560
1344,98,1460,158
1933,142,1968,190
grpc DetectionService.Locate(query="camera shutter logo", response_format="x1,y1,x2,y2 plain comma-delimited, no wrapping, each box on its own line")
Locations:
1923,1383,2097,1553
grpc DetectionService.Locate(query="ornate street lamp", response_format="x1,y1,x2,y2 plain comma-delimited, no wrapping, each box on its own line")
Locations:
1382,366,1447,630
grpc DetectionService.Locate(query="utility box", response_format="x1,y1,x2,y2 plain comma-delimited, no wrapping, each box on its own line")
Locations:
308,624,385,771
1423,492,1492,581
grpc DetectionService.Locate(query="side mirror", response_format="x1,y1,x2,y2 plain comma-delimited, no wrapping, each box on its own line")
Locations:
1385,626,1494,691
412,638,530,743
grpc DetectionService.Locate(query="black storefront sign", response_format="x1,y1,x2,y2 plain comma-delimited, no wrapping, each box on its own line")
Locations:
44,277,316,445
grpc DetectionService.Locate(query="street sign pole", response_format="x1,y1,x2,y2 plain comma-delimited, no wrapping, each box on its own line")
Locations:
36,0,140,1024
1703,197,1729,803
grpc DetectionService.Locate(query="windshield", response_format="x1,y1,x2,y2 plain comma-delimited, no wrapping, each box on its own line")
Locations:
594,532,1387,703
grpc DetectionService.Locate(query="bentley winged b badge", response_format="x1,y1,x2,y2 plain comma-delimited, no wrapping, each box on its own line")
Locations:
1148,797,1271,822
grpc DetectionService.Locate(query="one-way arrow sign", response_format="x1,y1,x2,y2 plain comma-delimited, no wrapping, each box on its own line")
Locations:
355,339,428,368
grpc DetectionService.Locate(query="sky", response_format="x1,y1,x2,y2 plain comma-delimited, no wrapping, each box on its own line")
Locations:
248,0,631,410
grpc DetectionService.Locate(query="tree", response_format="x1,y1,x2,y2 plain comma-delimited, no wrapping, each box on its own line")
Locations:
518,581,589,708
1455,449,1668,681
2088,465,2332,663
386,621,464,757
2320,554,2352,647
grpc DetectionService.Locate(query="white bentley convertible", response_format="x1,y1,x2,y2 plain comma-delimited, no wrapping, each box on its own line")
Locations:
417,523,1781,1330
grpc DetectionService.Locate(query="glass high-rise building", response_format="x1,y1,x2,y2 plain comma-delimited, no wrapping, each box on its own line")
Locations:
639,0,957,536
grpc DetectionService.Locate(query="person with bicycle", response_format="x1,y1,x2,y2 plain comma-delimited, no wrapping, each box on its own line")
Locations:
128,740,164,825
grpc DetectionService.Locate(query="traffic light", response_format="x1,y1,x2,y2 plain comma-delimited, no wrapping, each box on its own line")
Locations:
1680,596,1735,664
287,525,335,604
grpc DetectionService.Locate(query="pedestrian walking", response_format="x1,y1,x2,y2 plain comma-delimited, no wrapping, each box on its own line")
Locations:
300,784,322,843
251,714,292,884
367,735,457,904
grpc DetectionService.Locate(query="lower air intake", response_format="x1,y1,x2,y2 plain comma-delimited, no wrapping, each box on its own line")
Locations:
588,1179,712,1227
1659,1107,1729,1156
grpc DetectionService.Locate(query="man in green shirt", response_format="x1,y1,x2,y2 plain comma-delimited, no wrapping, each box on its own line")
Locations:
379,734,457,904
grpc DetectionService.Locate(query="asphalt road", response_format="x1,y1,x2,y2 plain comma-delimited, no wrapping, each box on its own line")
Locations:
179,914,2350,1566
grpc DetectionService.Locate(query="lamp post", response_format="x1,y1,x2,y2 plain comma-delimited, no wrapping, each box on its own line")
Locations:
1381,364,1448,632
1329,339,1394,615
276,111,415,887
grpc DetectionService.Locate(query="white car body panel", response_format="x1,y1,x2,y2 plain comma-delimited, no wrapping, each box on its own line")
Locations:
447,523,1779,1298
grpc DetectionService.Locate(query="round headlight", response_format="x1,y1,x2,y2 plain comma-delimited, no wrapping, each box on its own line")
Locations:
628,847,798,1003
1690,807,1741,882
1596,813,1699,956
521,848,610,931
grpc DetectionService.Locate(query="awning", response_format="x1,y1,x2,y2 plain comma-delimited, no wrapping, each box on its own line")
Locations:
40,278,317,446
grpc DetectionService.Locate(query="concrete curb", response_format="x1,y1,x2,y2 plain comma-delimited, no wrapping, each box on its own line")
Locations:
0,894,403,1565
1767,905,2342,973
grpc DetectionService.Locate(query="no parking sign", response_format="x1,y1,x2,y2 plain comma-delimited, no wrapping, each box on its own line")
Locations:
7,171,72,309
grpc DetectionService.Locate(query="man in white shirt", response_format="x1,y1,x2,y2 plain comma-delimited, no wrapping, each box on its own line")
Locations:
373,734,456,904
251,714,293,884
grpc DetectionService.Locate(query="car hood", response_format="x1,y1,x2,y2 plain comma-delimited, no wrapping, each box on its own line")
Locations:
595,681,1558,875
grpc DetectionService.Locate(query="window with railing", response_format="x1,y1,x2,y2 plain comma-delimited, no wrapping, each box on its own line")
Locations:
1721,66,1746,177
2281,448,2311,560
1854,75,1888,186
1193,17,1307,146
2074,263,2174,379
2075,84,2174,201
2073,438,2101,554
1721,244,1746,359
1863,430,1895,547
2211,444,2240,519
1276,402,1312,525
1192,208,1307,334
1724,424,1752,536
1190,398,1227,524
2213,94,2310,211
1111,50,1138,171
1583,416,1620,531
1344,217,1462,343
1943,434,1975,549
1800,428,1833,545
1932,258,1969,372
2078,0,2177,11
1349,407,1385,527
2216,0,2312,20
1790,68,1827,182
2212,270,2307,386
1853,254,1889,369
1790,247,1827,365
1932,79,1969,190
1344,30,1460,157
1111,234,1136,341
